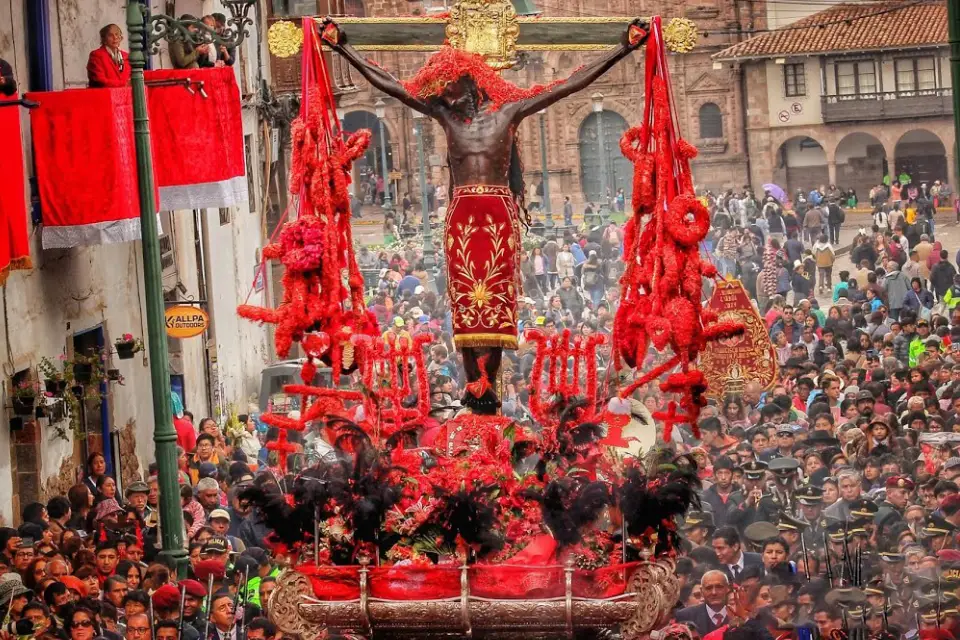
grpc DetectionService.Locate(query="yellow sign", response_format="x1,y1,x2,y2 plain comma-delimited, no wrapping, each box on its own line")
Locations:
165,306,209,339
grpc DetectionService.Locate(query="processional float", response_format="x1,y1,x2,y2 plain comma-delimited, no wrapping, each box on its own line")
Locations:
238,2,742,637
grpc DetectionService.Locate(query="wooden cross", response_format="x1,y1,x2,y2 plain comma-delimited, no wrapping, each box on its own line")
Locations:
266,428,300,473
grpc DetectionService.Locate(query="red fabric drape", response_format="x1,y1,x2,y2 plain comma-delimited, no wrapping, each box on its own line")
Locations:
0,96,32,281
146,67,246,208
302,563,639,601
28,88,140,249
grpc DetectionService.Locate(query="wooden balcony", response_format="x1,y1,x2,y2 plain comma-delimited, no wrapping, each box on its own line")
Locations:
821,88,953,124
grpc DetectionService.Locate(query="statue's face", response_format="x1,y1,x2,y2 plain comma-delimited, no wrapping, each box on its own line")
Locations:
441,77,479,115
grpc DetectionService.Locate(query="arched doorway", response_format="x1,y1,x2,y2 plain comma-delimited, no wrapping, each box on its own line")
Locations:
835,132,887,200
342,110,394,205
895,129,947,186
579,111,632,205
774,136,829,196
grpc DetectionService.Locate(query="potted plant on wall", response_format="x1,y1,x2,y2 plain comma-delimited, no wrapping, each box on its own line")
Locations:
115,334,144,360
38,357,68,396
11,380,39,416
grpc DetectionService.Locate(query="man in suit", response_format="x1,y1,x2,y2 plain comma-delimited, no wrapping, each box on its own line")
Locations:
87,24,131,88
711,526,762,584
675,570,731,634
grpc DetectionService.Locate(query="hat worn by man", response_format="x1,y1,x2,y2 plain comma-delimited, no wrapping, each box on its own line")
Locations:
777,511,809,532
202,536,230,555
740,460,768,479
768,457,801,475
152,584,181,611
922,514,957,538
849,498,879,519
856,390,875,402
885,475,916,492
0,573,31,607
682,511,716,531
209,509,231,521
125,481,149,496
807,431,840,446
179,579,207,599
795,485,824,505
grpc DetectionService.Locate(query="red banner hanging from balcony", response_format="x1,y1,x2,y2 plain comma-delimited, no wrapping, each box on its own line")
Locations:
28,88,142,249
0,96,32,281
145,67,247,211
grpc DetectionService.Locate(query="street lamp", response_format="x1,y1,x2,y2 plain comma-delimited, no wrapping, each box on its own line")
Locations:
591,92,607,226
538,109,553,230
374,98,394,212
125,0,259,577
410,110,436,275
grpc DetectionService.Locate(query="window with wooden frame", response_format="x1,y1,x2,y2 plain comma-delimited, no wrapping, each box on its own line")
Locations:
783,63,806,97
895,57,937,94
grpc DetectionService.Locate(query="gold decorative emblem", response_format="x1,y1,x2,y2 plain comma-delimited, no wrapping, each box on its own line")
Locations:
268,20,304,58
663,17,698,54
445,0,520,70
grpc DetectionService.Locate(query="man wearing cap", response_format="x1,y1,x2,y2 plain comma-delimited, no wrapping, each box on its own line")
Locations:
152,585,201,640
125,482,149,518
764,425,797,462
682,512,716,548
180,579,209,635
209,509,245,554
728,460,769,530
794,485,826,549
876,475,914,531
701,457,743,528
202,536,233,568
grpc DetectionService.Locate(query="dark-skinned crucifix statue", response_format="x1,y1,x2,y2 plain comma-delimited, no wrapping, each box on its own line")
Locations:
321,18,649,414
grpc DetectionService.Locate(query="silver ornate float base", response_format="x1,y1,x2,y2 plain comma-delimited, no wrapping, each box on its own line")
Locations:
269,559,679,640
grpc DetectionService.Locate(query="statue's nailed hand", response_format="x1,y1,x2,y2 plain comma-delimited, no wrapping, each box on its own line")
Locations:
624,18,649,50
321,17,346,47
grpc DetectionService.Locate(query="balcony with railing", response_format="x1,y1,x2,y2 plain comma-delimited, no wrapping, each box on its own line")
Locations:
821,87,953,124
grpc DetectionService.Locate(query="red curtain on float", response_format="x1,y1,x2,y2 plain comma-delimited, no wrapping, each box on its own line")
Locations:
27,68,246,250
0,97,32,281
28,88,142,250
145,67,247,211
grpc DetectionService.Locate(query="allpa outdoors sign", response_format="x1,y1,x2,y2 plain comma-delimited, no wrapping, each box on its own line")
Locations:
165,305,209,339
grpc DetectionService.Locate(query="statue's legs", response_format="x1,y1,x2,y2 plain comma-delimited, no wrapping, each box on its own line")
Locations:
461,346,502,415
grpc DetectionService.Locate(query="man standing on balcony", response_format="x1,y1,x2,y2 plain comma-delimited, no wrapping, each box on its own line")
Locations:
87,24,131,88
0,58,15,96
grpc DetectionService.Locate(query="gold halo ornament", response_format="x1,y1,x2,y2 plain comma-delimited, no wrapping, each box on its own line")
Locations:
268,20,304,58
663,17,698,54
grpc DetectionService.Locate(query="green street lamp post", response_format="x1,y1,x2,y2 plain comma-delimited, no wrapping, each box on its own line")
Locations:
950,0,960,188
591,92,607,227
374,99,394,213
125,0,258,576
411,109,436,274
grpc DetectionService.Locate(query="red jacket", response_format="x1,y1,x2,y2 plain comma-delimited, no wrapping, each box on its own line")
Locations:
87,46,131,88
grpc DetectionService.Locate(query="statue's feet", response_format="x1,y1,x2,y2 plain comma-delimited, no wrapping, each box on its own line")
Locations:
462,389,501,415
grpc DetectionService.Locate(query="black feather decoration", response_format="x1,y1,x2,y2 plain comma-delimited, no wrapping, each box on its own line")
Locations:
430,485,503,557
538,479,611,547
618,453,701,553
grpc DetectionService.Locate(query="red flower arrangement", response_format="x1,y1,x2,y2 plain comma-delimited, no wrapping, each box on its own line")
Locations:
401,45,568,111
613,18,744,442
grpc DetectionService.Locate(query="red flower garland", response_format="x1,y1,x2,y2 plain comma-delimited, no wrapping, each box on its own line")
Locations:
401,46,568,111
613,19,744,442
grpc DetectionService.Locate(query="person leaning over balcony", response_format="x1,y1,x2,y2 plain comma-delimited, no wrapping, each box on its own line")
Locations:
87,24,131,88
169,16,202,70
0,57,15,96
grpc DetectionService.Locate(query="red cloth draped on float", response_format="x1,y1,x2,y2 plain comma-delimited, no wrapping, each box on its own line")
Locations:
28,88,142,249
0,96,32,282
145,67,247,210
28,69,246,249
446,185,520,349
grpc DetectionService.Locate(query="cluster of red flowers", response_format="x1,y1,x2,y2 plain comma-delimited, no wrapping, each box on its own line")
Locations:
613,19,743,441
401,45,567,111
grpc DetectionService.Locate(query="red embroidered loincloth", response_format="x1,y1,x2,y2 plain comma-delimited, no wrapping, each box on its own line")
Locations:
445,185,521,350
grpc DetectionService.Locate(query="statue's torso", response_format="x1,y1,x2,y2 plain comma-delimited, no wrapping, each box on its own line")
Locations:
437,104,518,188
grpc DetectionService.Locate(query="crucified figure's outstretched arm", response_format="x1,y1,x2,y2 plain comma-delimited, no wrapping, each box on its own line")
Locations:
513,19,649,120
321,19,433,114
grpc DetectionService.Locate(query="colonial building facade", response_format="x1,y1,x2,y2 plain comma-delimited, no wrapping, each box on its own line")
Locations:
715,1,954,200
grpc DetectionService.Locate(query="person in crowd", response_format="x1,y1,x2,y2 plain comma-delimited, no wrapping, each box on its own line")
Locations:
87,24,131,88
